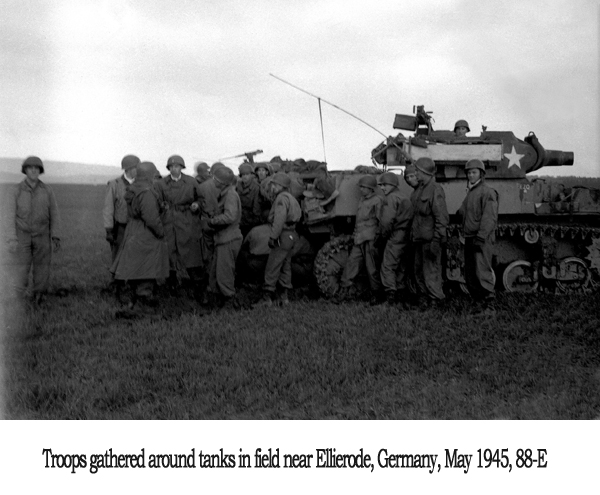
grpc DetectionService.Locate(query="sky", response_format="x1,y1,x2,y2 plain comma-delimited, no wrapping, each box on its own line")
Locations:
1,0,599,177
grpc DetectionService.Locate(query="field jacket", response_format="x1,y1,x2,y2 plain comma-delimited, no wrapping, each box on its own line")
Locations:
103,175,131,229
236,178,262,229
6,179,61,241
410,177,448,243
209,185,243,246
353,191,383,245
380,188,412,243
457,179,498,242
268,191,302,241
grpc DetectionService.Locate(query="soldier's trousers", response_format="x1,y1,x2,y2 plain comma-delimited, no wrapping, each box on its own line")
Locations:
464,237,495,300
413,241,445,300
380,239,408,293
209,238,242,297
340,239,381,292
110,222,127,263
264,230,296,292
14,230,52,294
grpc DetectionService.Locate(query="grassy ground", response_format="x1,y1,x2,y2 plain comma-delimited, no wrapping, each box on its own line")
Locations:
1,182,600,419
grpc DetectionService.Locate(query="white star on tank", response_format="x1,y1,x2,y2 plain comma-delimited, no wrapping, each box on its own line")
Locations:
504,146,525,168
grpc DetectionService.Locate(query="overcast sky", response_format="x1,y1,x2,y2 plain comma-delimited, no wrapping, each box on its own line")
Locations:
1,0,599,176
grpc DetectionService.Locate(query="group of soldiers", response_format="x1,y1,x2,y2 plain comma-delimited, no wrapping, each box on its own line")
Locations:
104,155,303,312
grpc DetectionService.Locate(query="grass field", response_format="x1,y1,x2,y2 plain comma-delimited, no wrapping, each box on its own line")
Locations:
1,181,600,419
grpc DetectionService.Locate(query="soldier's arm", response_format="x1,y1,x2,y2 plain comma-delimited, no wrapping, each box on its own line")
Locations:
269,195,288,240
48,186,61,239
210,190,239,227
139,190,164,239
102,180,116,230
395,197,413,231
5,185,19,242
431,188,449,241
477,189,499,241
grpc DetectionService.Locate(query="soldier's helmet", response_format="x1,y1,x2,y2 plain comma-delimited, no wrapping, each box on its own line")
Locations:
167,154,185,169
465,158,486,173
210,162,225,174
358,175,378,190
454,119,470,133
121,154,140,171
21,156,44,174
271,172,291,189
238,163,253,176
378,172,400,187
254,162,273,176
404,164,416,176
195,161,209,175
137,161,158,181
414,157,436,176
213,166,235,186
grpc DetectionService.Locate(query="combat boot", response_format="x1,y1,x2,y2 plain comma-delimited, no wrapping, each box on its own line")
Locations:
255,290,274,308
384,290,396,306
278,288,290,306
221,295,241,312
369,290,385,306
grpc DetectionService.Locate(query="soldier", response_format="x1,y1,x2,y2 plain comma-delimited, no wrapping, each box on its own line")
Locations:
410,157,449,306
454,120,470,138
255,162,274,223
206,166,243,309
155,155,204,295
335,175,384,305
457,159,498,314
103,154,139,263
378,172,413,305
5,156,61,305
194,161,210,184
257,173,302,306
403,164,419,189
236,162,262,239
110,161,169,310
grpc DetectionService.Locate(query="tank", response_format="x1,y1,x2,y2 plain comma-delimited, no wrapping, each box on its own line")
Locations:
307,106,600,297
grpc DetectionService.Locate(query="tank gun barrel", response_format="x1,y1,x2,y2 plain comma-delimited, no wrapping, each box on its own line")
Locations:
544,150,574,167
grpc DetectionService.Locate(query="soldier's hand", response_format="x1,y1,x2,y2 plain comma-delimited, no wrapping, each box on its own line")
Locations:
268,237,278,249
52,237,61,252
105,228,114,244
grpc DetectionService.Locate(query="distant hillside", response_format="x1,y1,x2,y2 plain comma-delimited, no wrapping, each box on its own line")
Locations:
0,158,122,184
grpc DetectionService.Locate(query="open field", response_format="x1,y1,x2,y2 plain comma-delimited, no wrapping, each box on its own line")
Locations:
1,182,600,419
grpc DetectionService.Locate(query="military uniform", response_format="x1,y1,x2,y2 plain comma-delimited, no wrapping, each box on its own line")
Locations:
6,176,61,297
103,174,134,262
340,189,383,293
380,188,413,296
197,178,220,268
457,179,498,300
410,175,449,301
155,173,204,280
263,190,302,293
208,183,243,298
236,176,262,238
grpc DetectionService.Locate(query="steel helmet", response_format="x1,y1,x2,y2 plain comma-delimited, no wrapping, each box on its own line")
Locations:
210,162,225,174
271,172,291,189
454,119,470,133
254,162,272,175
121,154,140,171
137,161,158,181
213,166,235,185
404,164,416,176
414,157,436,176
358,175,378,190
167,154,185,169
378,172,400,187
465,159,486,172
21,156,44,174
238,163,253,176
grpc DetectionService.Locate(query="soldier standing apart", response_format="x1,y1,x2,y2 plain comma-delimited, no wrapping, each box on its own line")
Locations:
103,154,139,264
5,156,61,305
257,173,302,307
335,175,384,305
236,163,262,239
457,159,498,314
378,172,413,305
110,161,169,310
411,157,449,306
155,155,204,295
207,166,243,309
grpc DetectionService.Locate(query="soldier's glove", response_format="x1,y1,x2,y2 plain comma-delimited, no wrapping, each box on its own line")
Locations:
52,237,61,252
430,239,441,257
105,228,114,244
268,237,278,249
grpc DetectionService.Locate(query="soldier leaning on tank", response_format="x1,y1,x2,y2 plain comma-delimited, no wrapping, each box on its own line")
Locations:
378,172,413,306
454,120,470,138
110,161,169,311
456,159,499,314
410,157,449,306
256,173,302,307
334,175,385,306
103,155,139,265
5,156,61,305
236,163,262,239
206,166,244,310
154,155,204,296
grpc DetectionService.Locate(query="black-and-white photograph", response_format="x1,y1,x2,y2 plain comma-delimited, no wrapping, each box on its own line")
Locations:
0,0,598,491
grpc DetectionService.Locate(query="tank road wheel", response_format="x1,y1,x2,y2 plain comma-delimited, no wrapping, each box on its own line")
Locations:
502,260,538,293
556,257,591,293
313,235,353,298
524,228,540,244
